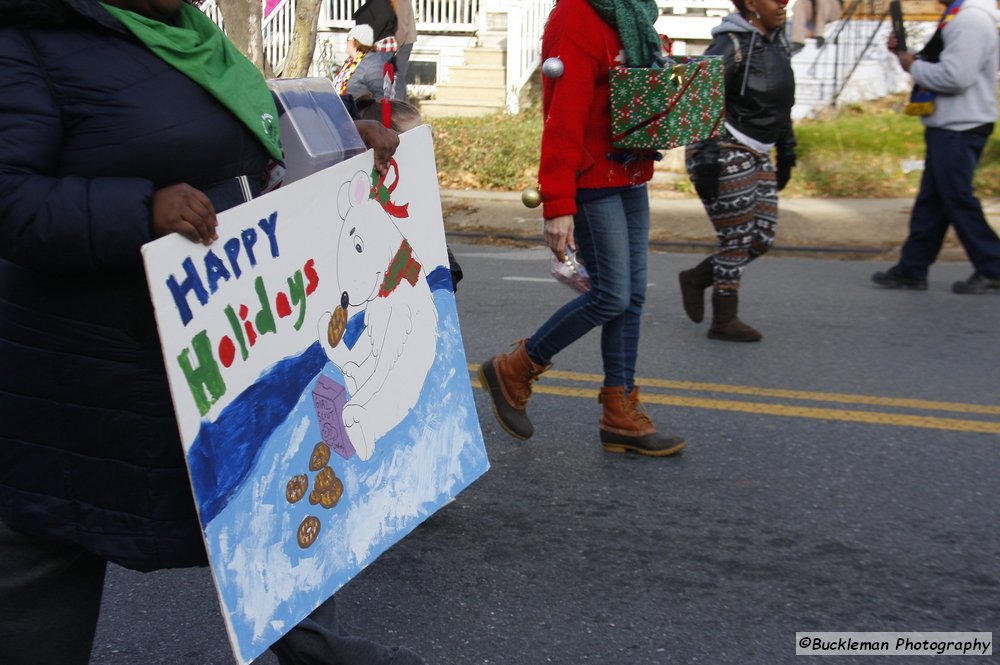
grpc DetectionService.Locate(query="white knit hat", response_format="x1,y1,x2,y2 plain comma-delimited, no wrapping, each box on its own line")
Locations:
347,24,374,48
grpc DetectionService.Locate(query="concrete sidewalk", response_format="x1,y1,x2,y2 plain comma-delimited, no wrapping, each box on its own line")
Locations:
441,189,1000,260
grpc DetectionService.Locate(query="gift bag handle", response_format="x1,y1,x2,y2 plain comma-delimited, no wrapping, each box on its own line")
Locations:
660,34,674,58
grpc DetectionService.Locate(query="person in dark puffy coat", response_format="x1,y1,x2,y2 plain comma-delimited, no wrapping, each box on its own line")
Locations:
678,0,796,342
0,1,418,664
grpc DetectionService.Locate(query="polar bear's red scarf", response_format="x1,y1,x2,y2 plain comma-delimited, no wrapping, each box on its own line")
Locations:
370,160,410,218
378,239,422,297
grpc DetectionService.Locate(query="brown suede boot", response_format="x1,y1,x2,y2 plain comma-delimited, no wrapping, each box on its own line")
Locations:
678,257,714,323
478,339,549,439
708,292,762,342
599,386,686,456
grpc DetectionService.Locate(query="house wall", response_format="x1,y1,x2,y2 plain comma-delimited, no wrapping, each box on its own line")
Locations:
313,0,482,95
313,30,478,97
310,0,934,111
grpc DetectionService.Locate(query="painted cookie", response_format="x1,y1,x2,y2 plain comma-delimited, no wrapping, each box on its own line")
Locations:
326,305,348,348
297,515,321,548
310,467,345,509
285,473,308,504
309,441,331,471
310,477,344,509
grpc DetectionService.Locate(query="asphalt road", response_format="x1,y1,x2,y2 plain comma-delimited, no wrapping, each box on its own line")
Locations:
90,243,999,665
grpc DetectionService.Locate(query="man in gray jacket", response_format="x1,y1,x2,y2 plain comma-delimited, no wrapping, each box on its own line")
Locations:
872,0,1000,294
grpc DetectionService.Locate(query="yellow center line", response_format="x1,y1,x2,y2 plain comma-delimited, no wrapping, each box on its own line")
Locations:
467,366,1000,435
467,364,1000,415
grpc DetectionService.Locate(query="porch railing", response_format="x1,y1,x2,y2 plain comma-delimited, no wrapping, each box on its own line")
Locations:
506,0,550,113
203,0,548,113
264,0,296,75
806,0,889,106
657,0,738,14
199,0,225,26
199,0,297,73
320,0,479,33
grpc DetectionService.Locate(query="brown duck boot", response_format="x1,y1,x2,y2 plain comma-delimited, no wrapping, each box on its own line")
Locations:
678,257,714,323
708,292,762,342
478,339,549,440
599,386,686,457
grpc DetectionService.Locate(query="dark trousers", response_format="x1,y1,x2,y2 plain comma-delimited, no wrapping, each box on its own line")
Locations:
897,126,1000,280
0,520,107,665
271,597,424,665
0,521,424,665
394,43,414,102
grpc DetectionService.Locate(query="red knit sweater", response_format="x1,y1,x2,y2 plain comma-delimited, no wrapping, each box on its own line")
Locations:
539,0,655,220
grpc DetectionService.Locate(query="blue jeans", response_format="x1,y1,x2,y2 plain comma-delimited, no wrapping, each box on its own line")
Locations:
898,127,1000,280
526,185,650,389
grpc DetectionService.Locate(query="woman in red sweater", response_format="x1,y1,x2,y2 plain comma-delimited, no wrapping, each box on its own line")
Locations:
479,0,686,457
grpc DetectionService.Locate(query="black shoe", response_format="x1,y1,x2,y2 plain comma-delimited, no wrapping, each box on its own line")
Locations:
871,267,927,291
952,272,1000,294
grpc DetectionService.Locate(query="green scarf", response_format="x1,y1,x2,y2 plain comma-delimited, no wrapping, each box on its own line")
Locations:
587,0,661,67
100,2,283,161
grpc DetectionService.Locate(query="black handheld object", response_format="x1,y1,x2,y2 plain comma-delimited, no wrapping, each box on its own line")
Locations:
889,0,906,52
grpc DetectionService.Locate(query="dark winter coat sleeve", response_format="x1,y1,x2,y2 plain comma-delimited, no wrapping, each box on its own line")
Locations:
776,122,797,168
0,29,156,275
0,5,273,572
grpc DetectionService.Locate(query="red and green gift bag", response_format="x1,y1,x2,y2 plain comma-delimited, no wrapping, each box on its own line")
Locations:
610,56,725,151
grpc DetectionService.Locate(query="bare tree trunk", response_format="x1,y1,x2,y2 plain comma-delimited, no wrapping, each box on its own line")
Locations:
282,0,323,78
217,0,271,77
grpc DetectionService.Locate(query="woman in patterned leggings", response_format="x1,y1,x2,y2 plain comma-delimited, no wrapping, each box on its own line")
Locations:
679,0,796,341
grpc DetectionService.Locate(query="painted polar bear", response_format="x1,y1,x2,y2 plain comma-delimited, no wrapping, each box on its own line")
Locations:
317,169,438,461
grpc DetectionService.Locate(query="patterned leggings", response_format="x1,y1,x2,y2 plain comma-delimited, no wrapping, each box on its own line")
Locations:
692,145,779,294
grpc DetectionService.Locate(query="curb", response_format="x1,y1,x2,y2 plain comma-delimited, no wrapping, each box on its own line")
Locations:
440,191,1000,261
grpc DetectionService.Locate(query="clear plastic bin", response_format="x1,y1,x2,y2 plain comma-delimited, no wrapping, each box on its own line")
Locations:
267,77,366,184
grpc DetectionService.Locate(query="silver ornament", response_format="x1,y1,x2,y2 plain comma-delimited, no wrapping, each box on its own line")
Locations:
542,57,564,79
521,187,542,209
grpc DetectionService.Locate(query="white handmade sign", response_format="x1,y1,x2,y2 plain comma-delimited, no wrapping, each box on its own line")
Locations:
142,126,488,664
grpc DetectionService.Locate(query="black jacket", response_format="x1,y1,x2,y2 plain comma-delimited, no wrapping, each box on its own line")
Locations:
0,0,270,571
353,0,397,43
690,13,797,171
